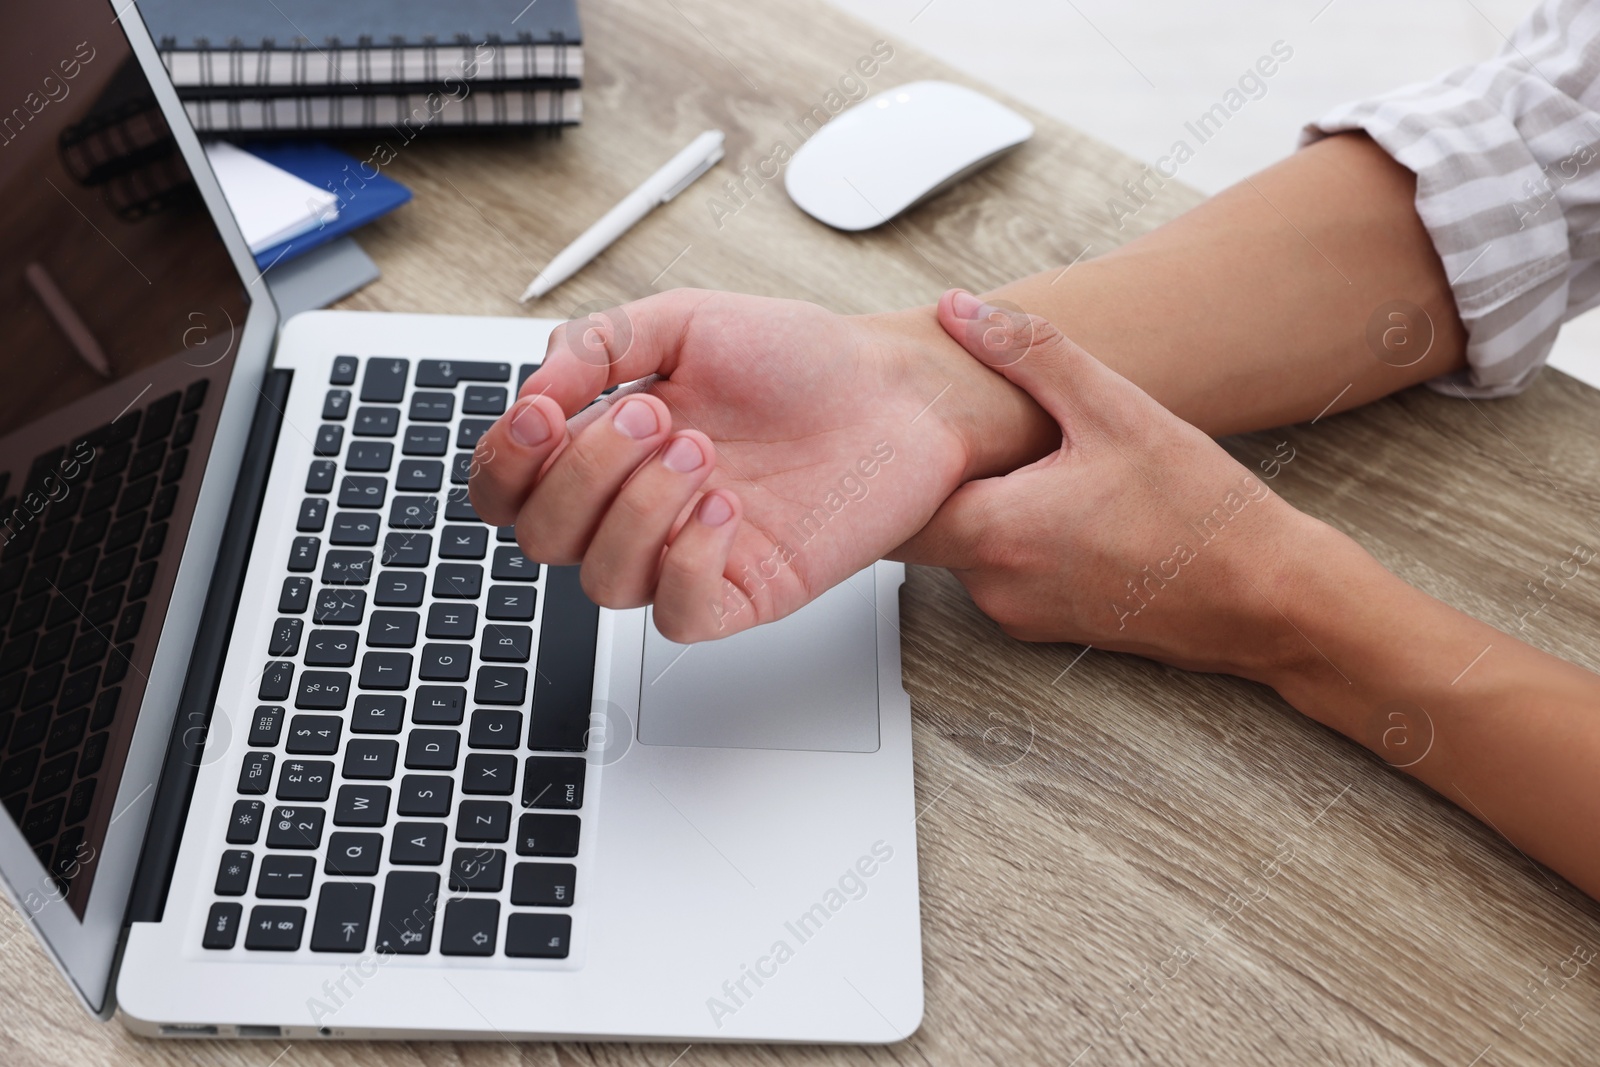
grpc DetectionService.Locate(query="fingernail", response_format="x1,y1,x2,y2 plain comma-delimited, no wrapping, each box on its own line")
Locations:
950,290,986,320
661,436,705,473
613,397,659,440
698,492,733,527
509,400,550,446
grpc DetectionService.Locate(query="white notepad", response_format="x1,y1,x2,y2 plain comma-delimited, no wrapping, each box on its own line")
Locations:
203,141,340,254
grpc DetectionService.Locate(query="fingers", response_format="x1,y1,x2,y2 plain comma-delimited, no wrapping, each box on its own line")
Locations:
515,393,675,564
520,289,714,417
468,393,569,527
580,429,717,607
652,491,753,643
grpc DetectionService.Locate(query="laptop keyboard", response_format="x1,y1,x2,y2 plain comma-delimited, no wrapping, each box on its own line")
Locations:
0,381,210,888
201,356,597,961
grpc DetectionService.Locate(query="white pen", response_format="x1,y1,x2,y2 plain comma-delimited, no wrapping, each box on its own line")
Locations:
520,129,725,302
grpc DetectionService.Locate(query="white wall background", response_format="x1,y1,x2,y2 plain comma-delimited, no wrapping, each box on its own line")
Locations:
820,0,1600,388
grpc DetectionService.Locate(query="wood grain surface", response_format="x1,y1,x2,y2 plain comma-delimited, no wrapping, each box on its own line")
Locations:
5,0,1600,1063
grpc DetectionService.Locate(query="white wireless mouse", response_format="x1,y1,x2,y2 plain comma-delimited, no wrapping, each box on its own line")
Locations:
785,79,1034,231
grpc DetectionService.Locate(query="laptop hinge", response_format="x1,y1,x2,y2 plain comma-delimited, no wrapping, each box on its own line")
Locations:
125,369,292,925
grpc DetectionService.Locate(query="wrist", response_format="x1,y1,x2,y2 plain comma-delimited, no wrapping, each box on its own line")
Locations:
858,305,1058,483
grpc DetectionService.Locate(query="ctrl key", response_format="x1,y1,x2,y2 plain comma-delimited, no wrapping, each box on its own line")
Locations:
202,902,243,949
245,905,306,951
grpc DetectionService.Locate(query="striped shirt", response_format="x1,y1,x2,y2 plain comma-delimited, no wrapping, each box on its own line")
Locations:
1302,0,1600,398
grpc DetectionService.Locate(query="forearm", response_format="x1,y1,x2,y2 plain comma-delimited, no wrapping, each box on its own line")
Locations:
1260,525,1600,898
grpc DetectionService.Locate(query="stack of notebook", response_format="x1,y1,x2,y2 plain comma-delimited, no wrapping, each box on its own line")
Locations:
137,0,583,135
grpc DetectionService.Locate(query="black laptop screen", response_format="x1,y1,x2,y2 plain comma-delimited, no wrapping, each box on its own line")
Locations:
0,4,248,917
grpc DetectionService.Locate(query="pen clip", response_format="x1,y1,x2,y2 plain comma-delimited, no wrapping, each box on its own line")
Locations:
660,145,725,203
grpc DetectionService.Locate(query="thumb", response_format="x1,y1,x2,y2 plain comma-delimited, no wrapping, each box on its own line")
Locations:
934,289,1145,438
892,472,1016,570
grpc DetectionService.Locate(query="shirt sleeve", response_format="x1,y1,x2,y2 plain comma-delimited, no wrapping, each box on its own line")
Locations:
1300,0,1600,398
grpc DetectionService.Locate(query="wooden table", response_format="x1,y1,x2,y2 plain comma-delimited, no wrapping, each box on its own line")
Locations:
7,0,1600,1063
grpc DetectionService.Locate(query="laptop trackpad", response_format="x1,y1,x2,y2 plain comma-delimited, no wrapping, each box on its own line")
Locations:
637,569,881,753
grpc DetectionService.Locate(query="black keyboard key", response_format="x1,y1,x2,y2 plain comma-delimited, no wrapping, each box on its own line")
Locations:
304,630,358,668
397,774,452,816
433,563,482,600
462,753,516,796
420,643,471,682
529,566,599,745
444,489,482,524
83,586,125,625
344,739,399,780
367,611,418,648
150,485,178,525
360,651,413,690
409,392,455,422
129,441,166,481
469,710,522,750
314,425,344,457
259,661,294,701
245,905,306,950
305,460,337,494
361,358,410,402
481,625,532,663
330,355,358,385
182,378,209,413
440,525,488,560
69,630,108,671
203,902,243,949
415,360,509,387
381,531,431,567
93,546,135,590
215,850,254,895
298,498,329,532
396,460,444,493
34,624,74,669
0,751,37,797
249,705,286,747
162,448,188,484
375,571,424,607
128,558,157,601
314,588,366,625
238,751,275,794
339,476,387,510
331,512,381,546
334,784,390,826
58,548,99,591
491,547,540,582
62,779,94,826
413,685,466,725
268,618,304,657
451,453,473,484
406,729,459,771
81,733,109,777
33,757,76,803
426,603,477,640
71,509,110,550
227,799,265,844
140,391,181,447
476,666,526,707
286,715,342,755
516,813,580,857
323,389,352,420
59,667,98,713
276,759,335,801
322,550,373,585
24,667,65,714
90,689,120,730
510,862,576,907
310,881,375,953
440,897,500,954
11,707,49,750
351,694,405,734
374,871,438,955
390,822,447,865
114,599,147,642
505,913,570,959
106,510,146,550
266,805,326,849
354,407,400,438
279,577,312,614
456,800,512,842
103,643,133,686
389,495,437,530
288,536,320,572
139,522,168,561
295,670,350,710
326,834,384,878
257,854,317,899
455,420,495,451
347,441,394,472
402,425,449,456
462,385,508,415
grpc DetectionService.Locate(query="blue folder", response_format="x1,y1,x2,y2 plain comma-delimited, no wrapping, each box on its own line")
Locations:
239,142,412,270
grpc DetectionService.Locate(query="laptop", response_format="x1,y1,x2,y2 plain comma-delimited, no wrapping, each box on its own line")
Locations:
0,0,922,1042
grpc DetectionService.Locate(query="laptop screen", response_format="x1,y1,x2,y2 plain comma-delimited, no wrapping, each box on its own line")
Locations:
0,4,248,918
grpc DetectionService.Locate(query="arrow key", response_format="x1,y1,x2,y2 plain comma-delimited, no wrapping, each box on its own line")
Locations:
440,898,499,956
311,881,376,953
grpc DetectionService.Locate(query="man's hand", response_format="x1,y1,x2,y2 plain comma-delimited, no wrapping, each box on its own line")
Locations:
899,291,1331,679
468,288,1054,642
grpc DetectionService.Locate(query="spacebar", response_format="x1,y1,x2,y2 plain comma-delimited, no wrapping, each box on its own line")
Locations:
529,566,599,752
